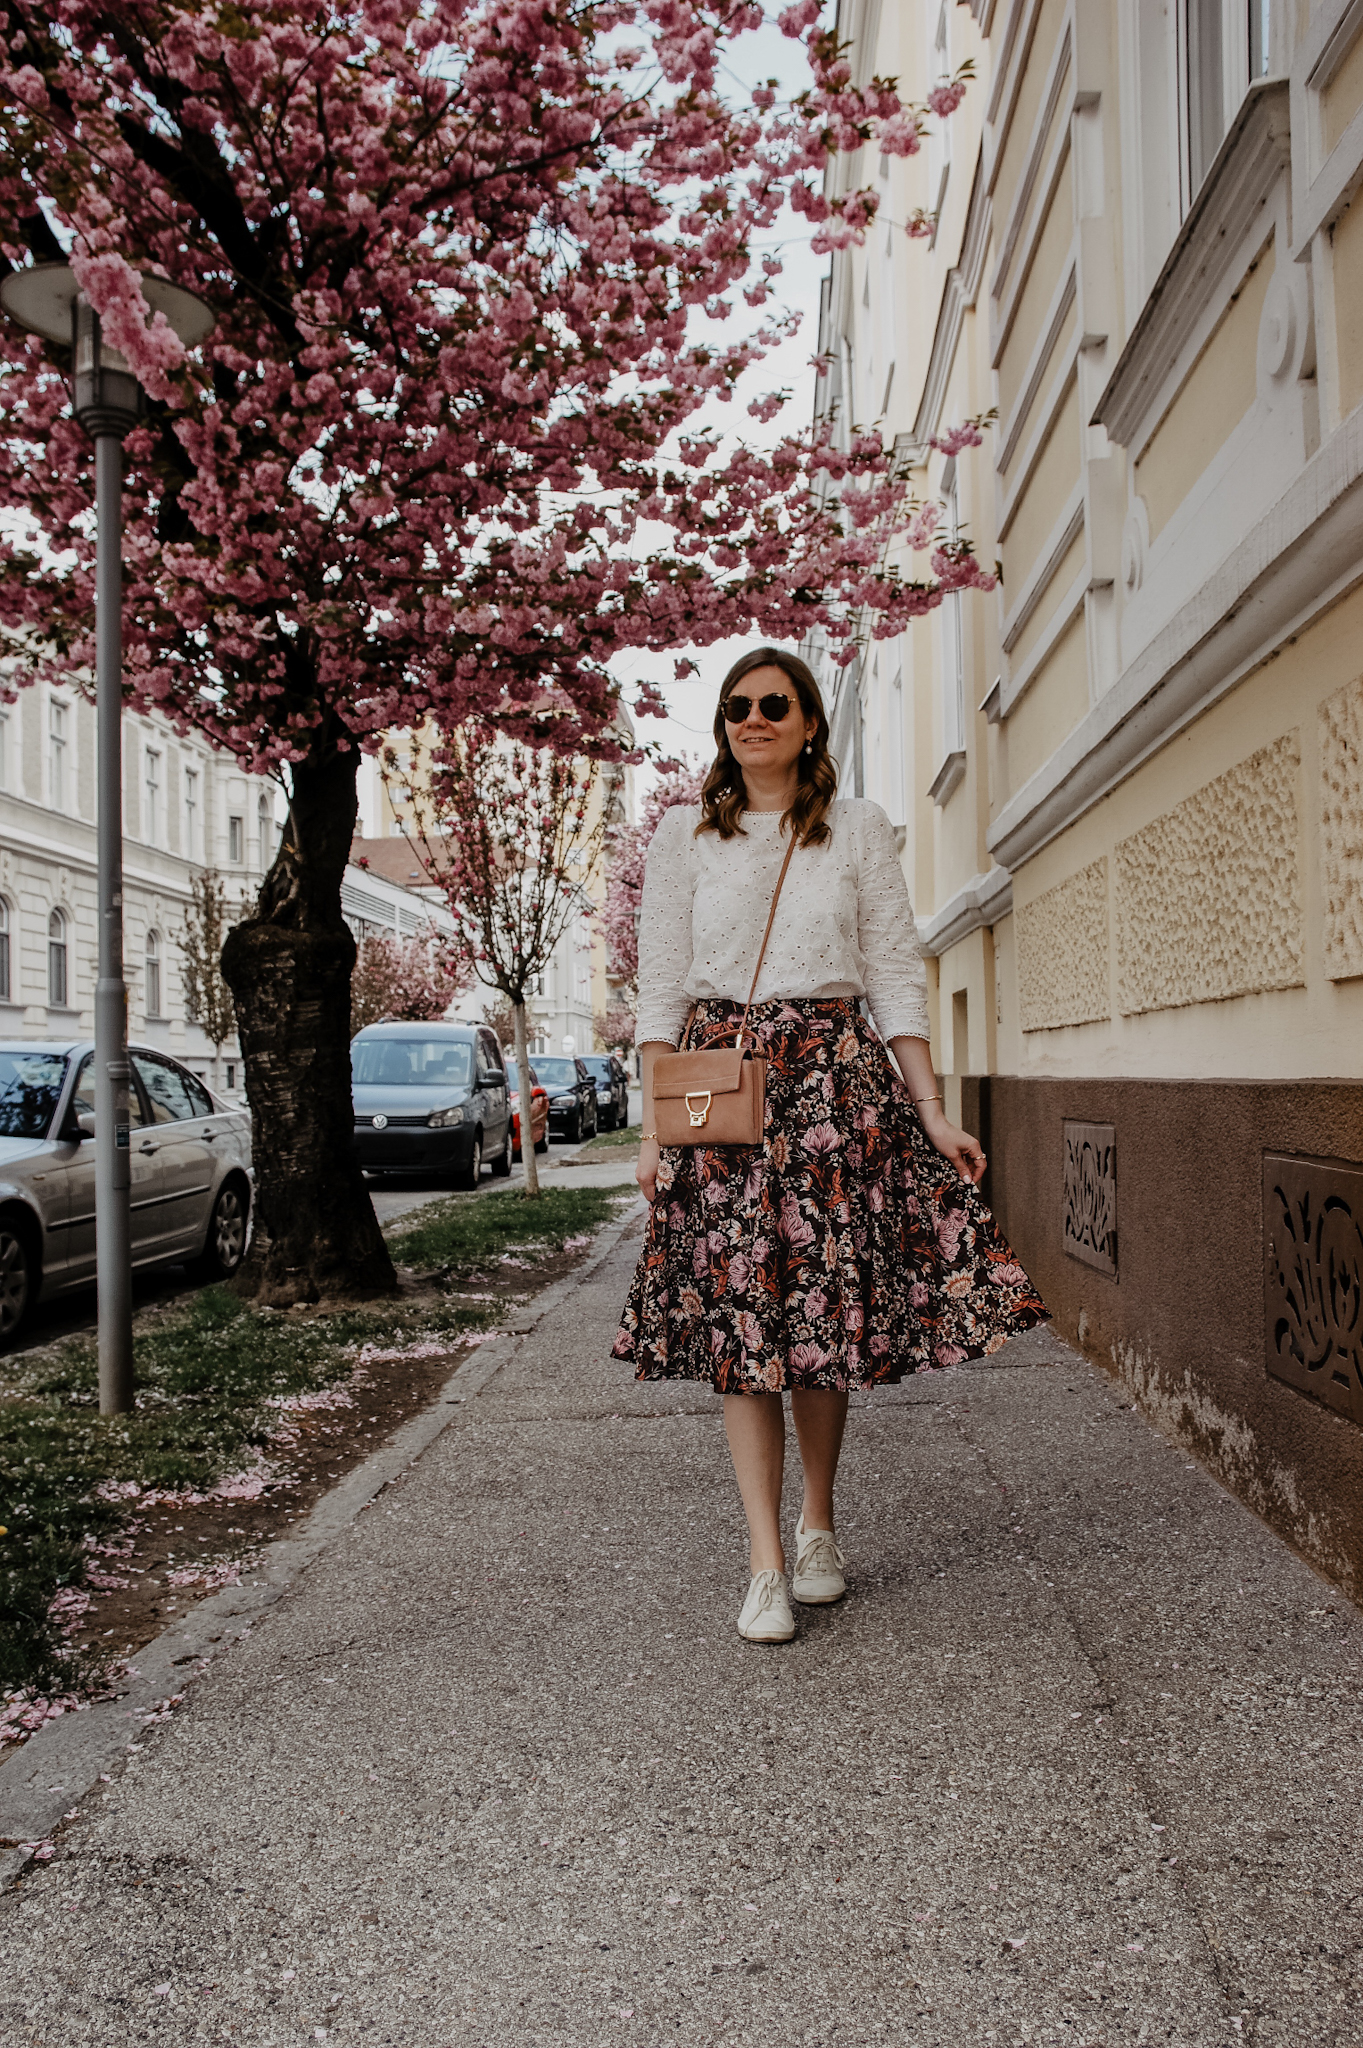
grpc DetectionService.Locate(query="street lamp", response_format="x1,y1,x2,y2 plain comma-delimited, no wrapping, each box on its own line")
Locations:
0,263,214,1416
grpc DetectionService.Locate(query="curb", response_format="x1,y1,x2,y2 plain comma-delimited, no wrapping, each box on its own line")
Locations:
0,1194,644,1884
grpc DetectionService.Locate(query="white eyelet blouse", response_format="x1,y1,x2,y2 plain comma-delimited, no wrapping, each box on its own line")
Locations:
635,798,931,1048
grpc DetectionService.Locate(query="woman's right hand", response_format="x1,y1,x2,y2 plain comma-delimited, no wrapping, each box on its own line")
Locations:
636,1135,661,1204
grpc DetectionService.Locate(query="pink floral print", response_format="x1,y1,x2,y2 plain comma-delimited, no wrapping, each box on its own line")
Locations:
613,998,1048,1394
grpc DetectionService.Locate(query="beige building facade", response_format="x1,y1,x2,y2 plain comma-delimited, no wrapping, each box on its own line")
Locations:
816,0,1363,1594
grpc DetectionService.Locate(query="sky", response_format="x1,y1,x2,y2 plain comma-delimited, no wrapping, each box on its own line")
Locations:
607,15,830,792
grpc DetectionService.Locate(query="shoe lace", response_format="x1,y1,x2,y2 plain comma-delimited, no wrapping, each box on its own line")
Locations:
750,1570,786,1613
798,1530,843,1574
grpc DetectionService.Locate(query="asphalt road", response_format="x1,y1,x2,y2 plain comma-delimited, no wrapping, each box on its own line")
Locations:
3,1212,1360,2045
7,1096,642,1352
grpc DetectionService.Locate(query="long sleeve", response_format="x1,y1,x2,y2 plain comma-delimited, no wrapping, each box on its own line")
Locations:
854,803,931,1041
635,805,697,1047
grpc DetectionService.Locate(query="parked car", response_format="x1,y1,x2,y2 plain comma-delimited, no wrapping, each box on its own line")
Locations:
579,1054,630,1131
532,1055,599,1143
351,1022,513,1188
0,1040,254,1345
506,1062,549,1159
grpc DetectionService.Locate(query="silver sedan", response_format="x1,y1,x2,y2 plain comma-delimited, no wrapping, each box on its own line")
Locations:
0,1040,254,1345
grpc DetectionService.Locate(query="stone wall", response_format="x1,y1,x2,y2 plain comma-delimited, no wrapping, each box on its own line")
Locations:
1014,857,1109,1031
980,1073,1363,1599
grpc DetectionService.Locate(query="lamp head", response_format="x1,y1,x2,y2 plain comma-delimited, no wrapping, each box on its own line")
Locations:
0,261,214,442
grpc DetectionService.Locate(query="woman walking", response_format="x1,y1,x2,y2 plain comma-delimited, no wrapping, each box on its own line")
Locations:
612,646,1047,1642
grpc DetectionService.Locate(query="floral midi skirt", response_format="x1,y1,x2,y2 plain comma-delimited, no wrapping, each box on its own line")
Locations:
612,997,1048,1394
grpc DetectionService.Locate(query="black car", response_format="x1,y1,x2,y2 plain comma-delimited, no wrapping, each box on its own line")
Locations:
533,1054,599,1143
351,1023,513,1187
579,1054,630,1131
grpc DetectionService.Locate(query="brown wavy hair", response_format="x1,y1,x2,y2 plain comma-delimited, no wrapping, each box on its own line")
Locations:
696,646,838,846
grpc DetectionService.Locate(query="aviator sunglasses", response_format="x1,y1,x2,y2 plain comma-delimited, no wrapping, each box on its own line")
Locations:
722,690,796,724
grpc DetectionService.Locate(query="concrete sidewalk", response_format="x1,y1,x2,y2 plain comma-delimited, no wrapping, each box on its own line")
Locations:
3,1209,1361,2046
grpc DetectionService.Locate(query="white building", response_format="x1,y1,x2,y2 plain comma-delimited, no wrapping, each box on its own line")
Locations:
0,681,282,1088
0,682,450,1090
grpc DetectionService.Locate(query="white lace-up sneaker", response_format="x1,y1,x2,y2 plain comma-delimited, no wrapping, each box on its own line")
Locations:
791,1520,846,1604
736,1568,796,1643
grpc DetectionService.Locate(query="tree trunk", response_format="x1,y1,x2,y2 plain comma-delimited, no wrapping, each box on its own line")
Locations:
513,998,540,1198
221,730,395,1304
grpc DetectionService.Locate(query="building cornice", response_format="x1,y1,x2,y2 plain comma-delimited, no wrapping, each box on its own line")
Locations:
918,865,1014,957
1092,79,1291,452
987,396,1363,873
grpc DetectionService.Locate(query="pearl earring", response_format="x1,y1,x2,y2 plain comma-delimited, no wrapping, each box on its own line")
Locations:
803,740,812,754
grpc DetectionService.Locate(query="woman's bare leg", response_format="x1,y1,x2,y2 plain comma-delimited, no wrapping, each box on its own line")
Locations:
790,1388,849,1532
722,1392,786,1574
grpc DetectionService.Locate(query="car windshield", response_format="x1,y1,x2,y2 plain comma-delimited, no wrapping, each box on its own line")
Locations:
507,1066,536,1090
580,1058,612,1080
0,1051,67,1138
533,1058,579,1088
352,1038,472,1088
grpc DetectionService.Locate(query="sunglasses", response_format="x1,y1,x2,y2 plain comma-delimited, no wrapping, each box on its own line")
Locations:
722,691,796,724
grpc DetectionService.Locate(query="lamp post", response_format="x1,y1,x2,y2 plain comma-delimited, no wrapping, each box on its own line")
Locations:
0,264,213,1415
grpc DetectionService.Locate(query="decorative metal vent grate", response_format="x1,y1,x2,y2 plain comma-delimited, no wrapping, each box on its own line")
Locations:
1063,1121,1117,1276
1264,1153,1363,1425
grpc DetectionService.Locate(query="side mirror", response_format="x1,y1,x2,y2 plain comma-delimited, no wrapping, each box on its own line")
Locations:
77,1111,97,1139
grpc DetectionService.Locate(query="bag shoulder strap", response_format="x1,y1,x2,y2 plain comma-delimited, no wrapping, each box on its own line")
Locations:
735,825,800,1048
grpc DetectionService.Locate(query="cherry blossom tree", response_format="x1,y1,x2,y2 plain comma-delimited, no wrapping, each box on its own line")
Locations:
0,0,985,1300
349,931,466,1038
598,999,637,1053
178,868,245,1089
599,761,708,1021
388,728,615,1200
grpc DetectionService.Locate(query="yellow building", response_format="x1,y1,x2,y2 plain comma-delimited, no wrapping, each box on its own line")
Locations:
815,0,1363,1594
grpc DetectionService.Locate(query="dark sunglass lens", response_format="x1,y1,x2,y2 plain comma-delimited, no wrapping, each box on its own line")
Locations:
723,692,793,722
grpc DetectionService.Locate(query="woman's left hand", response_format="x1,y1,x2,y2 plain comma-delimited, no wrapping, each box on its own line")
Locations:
918,1103,987,1185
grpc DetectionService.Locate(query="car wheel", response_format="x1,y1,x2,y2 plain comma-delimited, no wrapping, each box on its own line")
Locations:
601,1104,617,1132
456,1131,483,1190
587,1103,598,1138
534,1126,548,1154
490,1126,513,1178
194,1178,250,1282
0,1220,35,1345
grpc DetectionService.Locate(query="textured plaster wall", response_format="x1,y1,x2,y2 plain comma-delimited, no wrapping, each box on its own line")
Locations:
1015,857,1110,1031
1321,675,1363,982
1114,732,1303,1017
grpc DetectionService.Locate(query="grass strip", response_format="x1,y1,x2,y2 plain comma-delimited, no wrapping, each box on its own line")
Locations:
1,1182,631,1700
575,1123,640,1157
387,1181,634,1271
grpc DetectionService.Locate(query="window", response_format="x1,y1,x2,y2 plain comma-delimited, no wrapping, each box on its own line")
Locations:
1249,0,1271,78
144,750,162,846
0,708,9,793
1178,2,1275,213
145,929,161,1018
48,908,68,1008
132,1051,196,1122
229,814,244,863
256,792,274,870
1181,0,1227,200
184,767,200,860
0,898,9,1002
48,699,67,811
225,1062,237,1091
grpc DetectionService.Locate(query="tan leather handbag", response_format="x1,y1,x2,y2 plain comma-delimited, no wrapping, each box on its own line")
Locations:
652,830,799,1148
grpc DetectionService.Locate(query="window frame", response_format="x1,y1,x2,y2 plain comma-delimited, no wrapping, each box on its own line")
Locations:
47,906,68,1009
145,928,162,1019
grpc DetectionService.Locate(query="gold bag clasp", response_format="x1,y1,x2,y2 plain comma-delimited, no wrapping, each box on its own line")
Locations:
685,1091,712,1127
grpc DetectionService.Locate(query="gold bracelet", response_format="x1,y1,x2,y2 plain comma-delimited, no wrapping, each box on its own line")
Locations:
913,1092,942,1106
641,1130,659,1142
